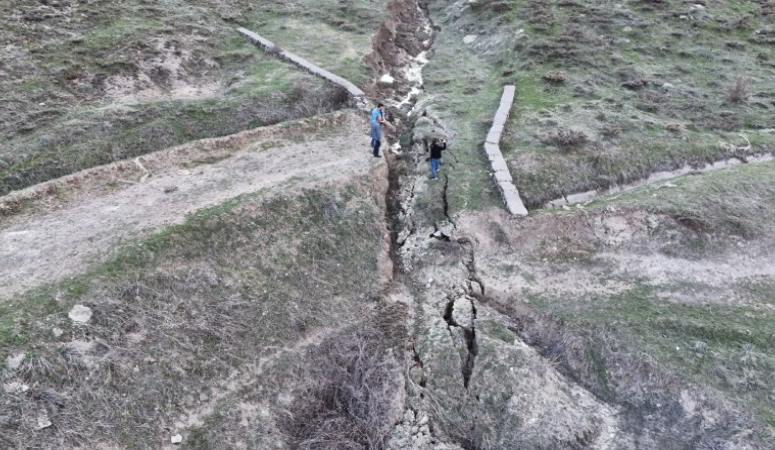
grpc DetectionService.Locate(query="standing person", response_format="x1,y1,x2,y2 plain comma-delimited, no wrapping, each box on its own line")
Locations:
370,103,387,158
429,138,446,180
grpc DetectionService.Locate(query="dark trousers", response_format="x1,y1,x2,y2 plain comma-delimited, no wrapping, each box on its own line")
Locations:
371,138,382,156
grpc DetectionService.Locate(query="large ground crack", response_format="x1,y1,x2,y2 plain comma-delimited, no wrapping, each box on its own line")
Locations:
442,174,457,229
457,237,485,296
442,296,479,390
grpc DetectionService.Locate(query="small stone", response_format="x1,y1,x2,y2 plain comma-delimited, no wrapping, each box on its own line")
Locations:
6,353,25,370
52,328,64,338
199,392,209,402
662,82,674,90
378,74,394,85
36,412,52,430
463,35,478,44
3,382,30,394
68,305,92,324
171,434,183,444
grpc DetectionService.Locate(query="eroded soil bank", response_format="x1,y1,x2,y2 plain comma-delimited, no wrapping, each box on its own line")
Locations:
372,1,774,449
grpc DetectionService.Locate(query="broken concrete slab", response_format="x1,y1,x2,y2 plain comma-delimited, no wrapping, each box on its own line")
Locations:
485,130,502,145
482,85,528,216
237,28,365,97
490,156,509,173
493,110,510,126
484,142,501,158
493,170,513,183
499,183,529,216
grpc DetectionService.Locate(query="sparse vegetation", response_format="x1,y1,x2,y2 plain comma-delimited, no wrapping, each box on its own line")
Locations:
0,181,386,449
435,0,775,207
3,1,775,449
594,159,775,239
0,0,387,195
282,327,403,450
727,78,750,104
541,128,589,150
541,70,566,84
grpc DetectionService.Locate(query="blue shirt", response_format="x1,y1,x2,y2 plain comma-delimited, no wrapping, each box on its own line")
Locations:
371,108,384,125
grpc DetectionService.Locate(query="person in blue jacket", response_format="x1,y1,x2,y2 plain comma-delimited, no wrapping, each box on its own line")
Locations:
370,103,387,157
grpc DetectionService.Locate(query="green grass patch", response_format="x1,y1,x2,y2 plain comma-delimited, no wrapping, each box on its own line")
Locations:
427,0,775,208
530,282,775,428
581,158,775,238
0,0,389,195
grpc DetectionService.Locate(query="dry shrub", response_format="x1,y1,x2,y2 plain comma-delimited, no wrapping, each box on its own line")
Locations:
727,78,749,103
281,327,402,450
621,78,648,90
541,70,567,84
542,128,588,150
600,123,622,139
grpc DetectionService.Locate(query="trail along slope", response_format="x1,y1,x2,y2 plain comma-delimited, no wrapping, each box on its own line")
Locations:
0,112,378,300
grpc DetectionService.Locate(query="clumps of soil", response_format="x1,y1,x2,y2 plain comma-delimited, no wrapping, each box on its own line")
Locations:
621,77,649,90
541,70,567,84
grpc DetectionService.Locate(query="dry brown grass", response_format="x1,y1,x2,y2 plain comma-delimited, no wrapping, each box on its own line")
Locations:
280,326,403,450
541,70,567,84
727,78,750,104
0,181,386,449
541,128,589,150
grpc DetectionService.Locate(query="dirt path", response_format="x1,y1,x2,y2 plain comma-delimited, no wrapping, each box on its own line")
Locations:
0,112,379,301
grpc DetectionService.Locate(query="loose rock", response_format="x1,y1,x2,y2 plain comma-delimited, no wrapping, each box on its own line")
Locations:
6,352,25,370
68,305,93,324
36,412,52,430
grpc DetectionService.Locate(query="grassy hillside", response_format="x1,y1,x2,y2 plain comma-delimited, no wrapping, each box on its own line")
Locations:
422,0,775,213
0,0,388,195
0,179,392,449
526,161,775,431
